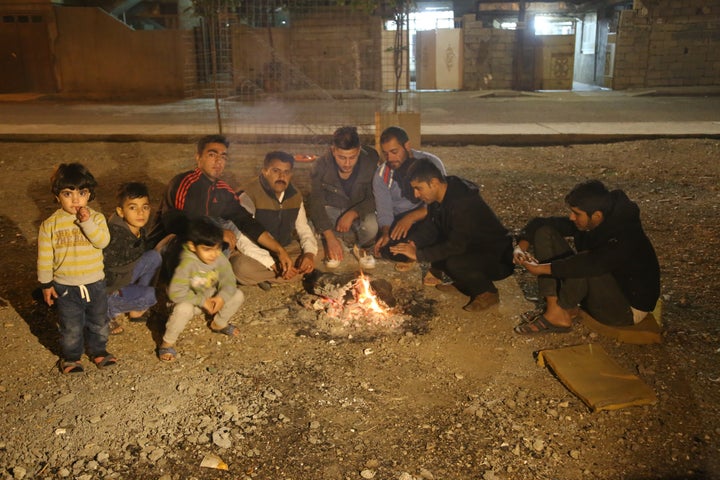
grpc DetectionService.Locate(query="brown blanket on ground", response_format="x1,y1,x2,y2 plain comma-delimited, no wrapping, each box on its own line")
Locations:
537,343,657,412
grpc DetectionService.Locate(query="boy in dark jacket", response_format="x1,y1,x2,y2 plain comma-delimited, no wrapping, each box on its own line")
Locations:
513,179,660,334
104,183,169,334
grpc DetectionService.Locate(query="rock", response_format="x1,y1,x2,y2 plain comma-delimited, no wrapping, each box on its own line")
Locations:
309,421,321,430
213,428,232,449
398,473,414,480
419,468,434,479
365,459,379,469
483,471,498,480
360,469,376,479
12,466,27,480
148,448,165,462
55,393,76,406
57,468,71,478
533,439,545,452
570,450,581,459
95,451,109,464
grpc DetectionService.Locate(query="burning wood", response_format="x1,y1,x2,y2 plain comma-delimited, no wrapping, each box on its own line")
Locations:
299,272,408,334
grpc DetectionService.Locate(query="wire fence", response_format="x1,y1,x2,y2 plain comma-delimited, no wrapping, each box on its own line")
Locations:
182,2,420,147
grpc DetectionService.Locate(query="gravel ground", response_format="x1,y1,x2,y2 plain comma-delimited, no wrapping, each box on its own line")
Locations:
0,138,719,479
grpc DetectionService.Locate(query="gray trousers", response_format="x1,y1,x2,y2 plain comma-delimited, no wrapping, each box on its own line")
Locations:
533,225,633,326
163,288,245,345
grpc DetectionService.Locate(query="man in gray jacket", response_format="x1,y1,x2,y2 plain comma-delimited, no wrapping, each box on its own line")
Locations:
308,126,379,266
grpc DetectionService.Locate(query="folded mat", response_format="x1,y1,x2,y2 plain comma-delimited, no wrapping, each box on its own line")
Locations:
536,343,657,411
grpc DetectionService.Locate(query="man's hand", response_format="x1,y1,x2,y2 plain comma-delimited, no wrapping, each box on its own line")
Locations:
275,248,294,278
390,215,415,240
295,252,315,275
324,232,344,261
42,286,58,306
373,233,390,257
521,261,551,276
389,240,417,261
203,296,225,315
513,245,537,265
223,229,237,251
335,210,358,233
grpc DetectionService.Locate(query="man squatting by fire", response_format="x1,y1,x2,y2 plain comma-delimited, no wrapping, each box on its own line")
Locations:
389,159,515,312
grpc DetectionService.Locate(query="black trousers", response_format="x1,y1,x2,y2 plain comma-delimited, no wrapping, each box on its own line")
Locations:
433,248,514,297
532,225,633,326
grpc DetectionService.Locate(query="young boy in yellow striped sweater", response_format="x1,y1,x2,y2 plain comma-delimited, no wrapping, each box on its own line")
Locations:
37,163,115,374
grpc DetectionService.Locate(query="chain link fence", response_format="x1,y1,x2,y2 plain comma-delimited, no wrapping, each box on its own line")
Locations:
183,2,420,147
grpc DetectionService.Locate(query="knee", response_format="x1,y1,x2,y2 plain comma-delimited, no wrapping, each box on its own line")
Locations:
171,302,195,318
534,225,561,243
145,249,162,269
232,289,245,304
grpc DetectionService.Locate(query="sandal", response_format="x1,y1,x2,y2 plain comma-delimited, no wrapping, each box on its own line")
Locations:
514,314,572,335
423,271,443,287
519,306,545,323
394,261,415,272
58,360,84,374
92,353,117,369
109,318,124,335
157,346,177,362
211,324,238,337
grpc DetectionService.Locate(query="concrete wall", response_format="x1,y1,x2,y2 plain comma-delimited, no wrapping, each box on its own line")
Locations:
613,1,720,89
233,9,382,94
53,6,188,98
462,16,516,90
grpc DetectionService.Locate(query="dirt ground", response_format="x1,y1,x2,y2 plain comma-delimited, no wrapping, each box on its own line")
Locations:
0,138,719,479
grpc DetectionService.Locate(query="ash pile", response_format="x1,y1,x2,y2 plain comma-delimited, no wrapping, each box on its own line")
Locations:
292,271,436,341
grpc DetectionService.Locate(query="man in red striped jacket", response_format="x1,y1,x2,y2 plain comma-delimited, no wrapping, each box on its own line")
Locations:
150,135,291,278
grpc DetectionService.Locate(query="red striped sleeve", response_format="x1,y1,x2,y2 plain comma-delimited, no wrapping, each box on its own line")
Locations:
175,169,202,210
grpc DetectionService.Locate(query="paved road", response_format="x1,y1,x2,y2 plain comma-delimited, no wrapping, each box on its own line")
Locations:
1,88,719,145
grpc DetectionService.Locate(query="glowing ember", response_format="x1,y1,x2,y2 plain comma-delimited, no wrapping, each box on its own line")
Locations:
296,271,435,340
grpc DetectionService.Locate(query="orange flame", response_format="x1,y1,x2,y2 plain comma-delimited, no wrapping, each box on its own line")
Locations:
355,273,386,314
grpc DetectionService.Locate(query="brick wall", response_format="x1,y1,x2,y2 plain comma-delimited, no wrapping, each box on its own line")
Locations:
462,17,516,90
613,1,720,89
233,9,382,94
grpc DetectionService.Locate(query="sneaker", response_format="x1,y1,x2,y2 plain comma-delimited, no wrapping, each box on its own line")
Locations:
325,258,341,269
463,292,500,312
359,254,376,269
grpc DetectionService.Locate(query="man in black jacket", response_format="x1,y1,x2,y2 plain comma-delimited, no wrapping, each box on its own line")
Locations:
513,179,660,334
390,159,514,312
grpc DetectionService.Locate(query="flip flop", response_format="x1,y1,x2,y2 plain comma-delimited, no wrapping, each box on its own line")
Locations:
423,271,443,286
514,313,572,335
394,261,415,272
211,324,238,337
157,346,177,362
58,360,84,374
109,318,124,335
92,353,117,369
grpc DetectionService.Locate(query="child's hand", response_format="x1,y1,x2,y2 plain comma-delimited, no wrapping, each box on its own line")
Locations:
42,286,58,306
203,296,224,315
76,206,90,223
